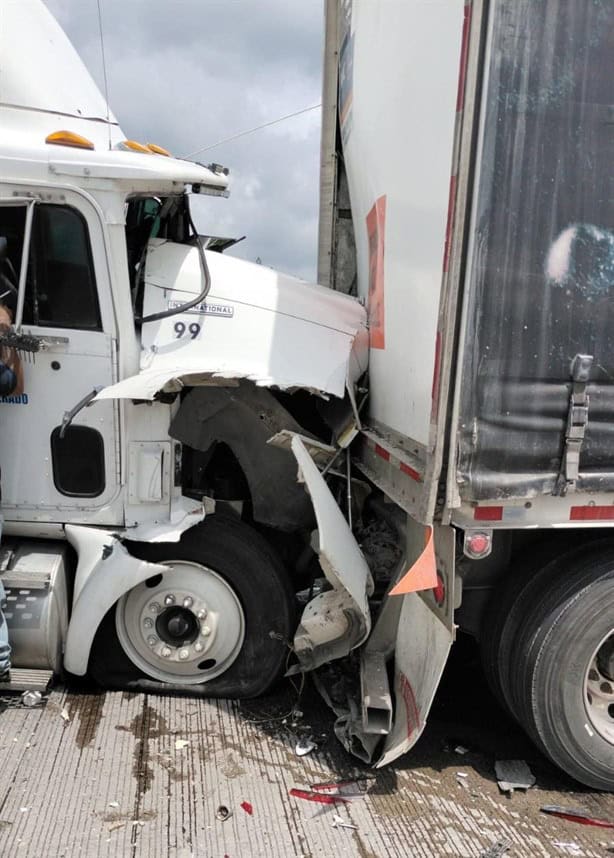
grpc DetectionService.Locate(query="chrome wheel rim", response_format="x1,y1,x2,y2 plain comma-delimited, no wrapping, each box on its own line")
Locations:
584,630,614,744
116,560,245,684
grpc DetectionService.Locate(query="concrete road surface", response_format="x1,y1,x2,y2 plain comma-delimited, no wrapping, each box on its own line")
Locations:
0,637,613,857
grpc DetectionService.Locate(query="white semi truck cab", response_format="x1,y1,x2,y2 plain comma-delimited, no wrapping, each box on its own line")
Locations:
0,3,372,709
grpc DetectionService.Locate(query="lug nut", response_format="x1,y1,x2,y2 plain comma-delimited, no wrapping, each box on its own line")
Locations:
149,602,161,614
143,617,154,629
194,642,204,653
197,609,207,620
147,636,158,647
179,649,190,660
201,626,211,637
161,646,172,658
183,596,193,609
164,594,176,606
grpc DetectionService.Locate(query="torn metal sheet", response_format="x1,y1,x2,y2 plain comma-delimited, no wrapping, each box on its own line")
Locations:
123,495,209,542
291,436,372,672
95,241,368,402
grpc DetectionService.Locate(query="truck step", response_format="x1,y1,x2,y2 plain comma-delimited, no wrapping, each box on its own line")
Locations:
0,668,53,694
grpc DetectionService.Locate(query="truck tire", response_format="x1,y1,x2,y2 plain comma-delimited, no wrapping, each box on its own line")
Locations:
479,540,575,717
508,545,614,790
88,514,296,698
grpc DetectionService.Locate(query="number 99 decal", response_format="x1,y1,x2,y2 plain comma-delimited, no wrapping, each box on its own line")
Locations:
174,321,201,340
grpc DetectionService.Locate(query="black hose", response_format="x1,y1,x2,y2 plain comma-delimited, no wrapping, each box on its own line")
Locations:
136,205,211,325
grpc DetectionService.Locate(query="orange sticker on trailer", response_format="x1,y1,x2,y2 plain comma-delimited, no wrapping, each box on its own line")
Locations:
366,196,386,350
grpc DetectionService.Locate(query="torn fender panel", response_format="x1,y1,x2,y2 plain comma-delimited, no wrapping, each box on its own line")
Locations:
95,242,368,402
124,495,209,543
63,533,169,676
291,436,372,671
375,523,456,766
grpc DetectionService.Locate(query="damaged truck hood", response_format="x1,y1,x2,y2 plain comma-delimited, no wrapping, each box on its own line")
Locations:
97,240,368,402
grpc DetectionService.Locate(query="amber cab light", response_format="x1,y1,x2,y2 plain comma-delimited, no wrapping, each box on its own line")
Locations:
146,143,171,156
116,140,152,154
45,130,95,150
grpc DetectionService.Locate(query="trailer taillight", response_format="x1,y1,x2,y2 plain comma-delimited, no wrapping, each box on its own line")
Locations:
463,530,492,560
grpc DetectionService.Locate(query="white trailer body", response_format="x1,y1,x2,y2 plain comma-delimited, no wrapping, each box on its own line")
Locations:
320,0,614,790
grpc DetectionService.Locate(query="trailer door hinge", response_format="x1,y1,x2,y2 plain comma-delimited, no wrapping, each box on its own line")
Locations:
554,354,593,496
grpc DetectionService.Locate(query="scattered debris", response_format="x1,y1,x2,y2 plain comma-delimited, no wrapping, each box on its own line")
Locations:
295,737,316,757
20,690,43,708
60,708,70,723
455,745,470,755
240,801,253,816
331,814,358,830
216,805,231,822
108,801,119,808
541,805,614,829
19,807,28,813
289,788,348,807
290,777,373,807
495,760,536,794
479,838,512,857
552,842,584,856
311,777,373,796
456,772,469,790
174,739,189,750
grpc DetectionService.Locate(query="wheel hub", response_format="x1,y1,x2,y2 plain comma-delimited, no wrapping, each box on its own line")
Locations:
156,607,200,647
115,560,245,685
584,631,614,743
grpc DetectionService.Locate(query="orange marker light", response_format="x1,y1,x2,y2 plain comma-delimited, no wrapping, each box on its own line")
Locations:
45,130,95,150
146,143,171,156
116,140,152,154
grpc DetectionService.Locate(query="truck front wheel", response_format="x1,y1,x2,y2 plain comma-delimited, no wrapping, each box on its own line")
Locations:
512,549,614,791
88,515,295,698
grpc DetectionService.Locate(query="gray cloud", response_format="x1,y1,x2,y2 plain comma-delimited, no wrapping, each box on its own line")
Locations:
44,0,324,280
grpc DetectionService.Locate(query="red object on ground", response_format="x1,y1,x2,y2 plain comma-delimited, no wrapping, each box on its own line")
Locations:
540,805,614,829
289,788,348,806
240,801,253,815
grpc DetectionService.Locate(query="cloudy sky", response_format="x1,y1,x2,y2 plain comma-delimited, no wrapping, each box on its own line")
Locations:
44,0,325,281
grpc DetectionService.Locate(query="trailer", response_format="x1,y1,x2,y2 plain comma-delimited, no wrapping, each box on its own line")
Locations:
319,0,614,790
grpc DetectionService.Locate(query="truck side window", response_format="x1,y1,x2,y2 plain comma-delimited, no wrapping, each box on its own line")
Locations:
0,203,101,330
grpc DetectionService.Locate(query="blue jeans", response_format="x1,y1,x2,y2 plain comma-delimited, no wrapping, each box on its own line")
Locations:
0,516,10,674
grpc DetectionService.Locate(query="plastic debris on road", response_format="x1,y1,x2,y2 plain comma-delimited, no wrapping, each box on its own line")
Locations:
295,737,316,756
331,814,358,830
540,805,614,829
240,801,253,816
494,760,536,794
174,739,189,750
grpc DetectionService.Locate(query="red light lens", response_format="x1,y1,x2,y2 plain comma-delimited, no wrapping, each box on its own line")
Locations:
433,573,445,606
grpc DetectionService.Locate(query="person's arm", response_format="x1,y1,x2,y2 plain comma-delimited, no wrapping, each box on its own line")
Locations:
0,305,23,396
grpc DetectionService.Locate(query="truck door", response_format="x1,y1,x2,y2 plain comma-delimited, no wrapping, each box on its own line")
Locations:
0,196,120,525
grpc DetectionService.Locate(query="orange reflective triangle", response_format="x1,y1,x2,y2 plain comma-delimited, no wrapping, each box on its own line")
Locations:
389,526,437,596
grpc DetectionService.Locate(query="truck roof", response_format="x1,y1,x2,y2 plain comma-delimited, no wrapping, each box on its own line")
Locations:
0,0,227,195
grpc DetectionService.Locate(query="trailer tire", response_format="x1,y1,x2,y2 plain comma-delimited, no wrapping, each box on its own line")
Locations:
509,546,614,790
88,514,296,698
479,540,574,717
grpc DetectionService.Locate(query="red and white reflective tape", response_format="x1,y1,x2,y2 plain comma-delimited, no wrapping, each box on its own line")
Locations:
364,436,422,484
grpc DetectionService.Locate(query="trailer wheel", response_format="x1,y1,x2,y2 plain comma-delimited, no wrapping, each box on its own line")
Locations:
88,514,295,698
479,540,574,716
511,546,614,791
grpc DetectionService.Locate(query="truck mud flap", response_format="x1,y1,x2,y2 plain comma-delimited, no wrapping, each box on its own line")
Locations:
290,436,373,672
